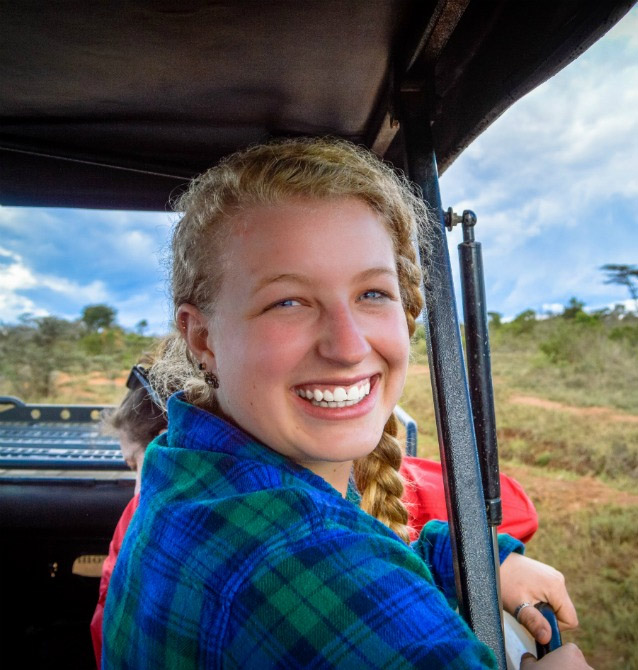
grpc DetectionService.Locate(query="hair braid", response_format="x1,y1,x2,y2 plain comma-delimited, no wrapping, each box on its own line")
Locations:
352,185,424,545
354,412,410,543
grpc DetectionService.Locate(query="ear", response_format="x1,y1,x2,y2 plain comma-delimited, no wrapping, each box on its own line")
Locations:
176,304,217,372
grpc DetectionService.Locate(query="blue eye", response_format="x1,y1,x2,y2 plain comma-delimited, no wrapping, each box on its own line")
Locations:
360,290,389,301
272,298,301,308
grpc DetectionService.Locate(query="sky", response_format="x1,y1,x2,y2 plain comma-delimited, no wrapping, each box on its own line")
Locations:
1,8,637,334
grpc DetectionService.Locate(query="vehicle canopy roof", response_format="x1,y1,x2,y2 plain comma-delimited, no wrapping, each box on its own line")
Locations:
1,0,634,211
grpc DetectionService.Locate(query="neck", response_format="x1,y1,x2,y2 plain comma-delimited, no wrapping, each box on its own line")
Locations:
299,459,353,497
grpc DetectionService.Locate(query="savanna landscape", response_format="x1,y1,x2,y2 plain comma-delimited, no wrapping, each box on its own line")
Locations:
1,300,637,668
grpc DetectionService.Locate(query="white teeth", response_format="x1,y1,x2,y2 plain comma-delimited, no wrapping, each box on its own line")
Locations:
346,386,359,401
333,387,347,402
297,378,372,408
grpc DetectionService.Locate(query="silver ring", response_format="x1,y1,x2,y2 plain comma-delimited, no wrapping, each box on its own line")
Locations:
513,602,533,621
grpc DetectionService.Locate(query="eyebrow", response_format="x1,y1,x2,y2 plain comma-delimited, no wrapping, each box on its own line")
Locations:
253,266,398,294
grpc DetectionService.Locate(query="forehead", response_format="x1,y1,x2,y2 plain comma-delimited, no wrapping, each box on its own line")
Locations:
225,197,396,268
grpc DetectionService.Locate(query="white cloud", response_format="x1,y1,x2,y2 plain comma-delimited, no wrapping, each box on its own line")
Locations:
441,7,638,316
541,303,564,316
38,276,109,303
0,244,111,323
0,247,37,291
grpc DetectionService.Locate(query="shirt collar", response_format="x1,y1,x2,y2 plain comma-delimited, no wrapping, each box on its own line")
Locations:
165,391,354,502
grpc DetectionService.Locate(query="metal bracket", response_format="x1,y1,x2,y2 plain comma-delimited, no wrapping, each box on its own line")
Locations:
444,207,477,232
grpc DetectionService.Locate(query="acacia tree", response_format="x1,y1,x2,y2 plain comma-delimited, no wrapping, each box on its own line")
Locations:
81,304,117,332
601,264,638,309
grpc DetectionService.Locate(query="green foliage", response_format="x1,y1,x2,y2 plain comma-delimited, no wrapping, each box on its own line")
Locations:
0,312,157,401
486,299,638,412
0,315,84,398
410,323,428,364
81,303,117,332
561,296,586,319
406,308,638,669
487,311,502,328
609,324,638,347
509,309,536,334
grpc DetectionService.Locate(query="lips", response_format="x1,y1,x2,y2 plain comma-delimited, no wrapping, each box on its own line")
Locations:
293,377,372,408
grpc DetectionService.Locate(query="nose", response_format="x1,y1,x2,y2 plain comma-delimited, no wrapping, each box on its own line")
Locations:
317,303,372,365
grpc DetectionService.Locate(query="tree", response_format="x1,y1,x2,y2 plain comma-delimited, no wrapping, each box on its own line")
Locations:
81,304,117,332
508,309,536,334
562,297,585,319
488,311,502,328
135,319,149,335
601,264,638,309
1,315,81,398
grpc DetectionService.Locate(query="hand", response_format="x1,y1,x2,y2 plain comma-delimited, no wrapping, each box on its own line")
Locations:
520,643,594,669
500,552,578,644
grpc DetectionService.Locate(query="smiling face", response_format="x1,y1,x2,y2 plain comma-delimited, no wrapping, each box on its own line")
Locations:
182,197,410,492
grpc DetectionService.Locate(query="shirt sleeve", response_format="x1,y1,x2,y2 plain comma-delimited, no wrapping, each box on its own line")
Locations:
220,530,498,669
411,520,525,607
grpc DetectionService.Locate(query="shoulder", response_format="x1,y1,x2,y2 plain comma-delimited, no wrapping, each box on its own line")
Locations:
221,515,495,669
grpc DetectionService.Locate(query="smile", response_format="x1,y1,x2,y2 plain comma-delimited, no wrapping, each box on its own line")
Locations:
294,378,372,408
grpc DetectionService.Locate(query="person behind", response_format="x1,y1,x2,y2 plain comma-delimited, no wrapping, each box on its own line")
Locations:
104,138,590,668
90,335,186,668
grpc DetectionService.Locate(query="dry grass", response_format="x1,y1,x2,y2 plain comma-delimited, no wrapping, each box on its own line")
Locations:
400,338,638,668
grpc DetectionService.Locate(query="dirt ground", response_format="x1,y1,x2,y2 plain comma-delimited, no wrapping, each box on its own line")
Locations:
500,463,638,513
509,394,638,424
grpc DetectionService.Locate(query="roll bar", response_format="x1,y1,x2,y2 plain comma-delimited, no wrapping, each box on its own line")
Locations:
402,99,507,666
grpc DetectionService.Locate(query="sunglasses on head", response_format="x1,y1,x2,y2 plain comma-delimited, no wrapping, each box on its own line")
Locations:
126,365,163,409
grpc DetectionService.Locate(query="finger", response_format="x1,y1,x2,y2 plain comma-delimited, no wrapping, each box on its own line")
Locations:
553,594,579,631
519,652,537,668
517,606,551,645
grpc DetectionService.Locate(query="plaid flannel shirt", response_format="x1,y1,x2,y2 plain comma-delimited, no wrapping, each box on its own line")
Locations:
103,392,522,669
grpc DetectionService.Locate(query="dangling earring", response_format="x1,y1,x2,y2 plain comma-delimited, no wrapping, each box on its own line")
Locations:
198,362,220,389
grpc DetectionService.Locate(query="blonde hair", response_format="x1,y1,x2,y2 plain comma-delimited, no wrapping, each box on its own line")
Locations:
170,138,429,542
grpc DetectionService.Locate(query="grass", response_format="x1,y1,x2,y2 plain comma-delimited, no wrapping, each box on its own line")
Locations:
527,503,638,669
401,316,638,668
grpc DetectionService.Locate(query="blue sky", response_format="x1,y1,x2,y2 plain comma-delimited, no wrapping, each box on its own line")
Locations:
1,8,637,334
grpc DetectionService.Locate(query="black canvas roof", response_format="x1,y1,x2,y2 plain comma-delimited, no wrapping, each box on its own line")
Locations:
1,0,634,210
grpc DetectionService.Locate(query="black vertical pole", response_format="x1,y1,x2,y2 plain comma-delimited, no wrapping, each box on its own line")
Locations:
457,211,504,622
402,100,506,669
458,212,503,531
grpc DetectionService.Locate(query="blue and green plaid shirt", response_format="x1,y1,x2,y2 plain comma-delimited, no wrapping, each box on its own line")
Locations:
103,392,522,668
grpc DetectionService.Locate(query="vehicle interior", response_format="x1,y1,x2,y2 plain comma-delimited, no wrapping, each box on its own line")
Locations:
1,1,635,668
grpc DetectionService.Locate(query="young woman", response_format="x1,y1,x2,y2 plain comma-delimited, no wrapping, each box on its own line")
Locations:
103,139,589,668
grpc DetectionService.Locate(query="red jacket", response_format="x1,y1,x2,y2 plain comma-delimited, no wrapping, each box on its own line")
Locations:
90,493,139,669
400,457,538,543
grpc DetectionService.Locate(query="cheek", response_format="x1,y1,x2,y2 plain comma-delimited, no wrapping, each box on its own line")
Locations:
378,312,411,368
220,321,308,389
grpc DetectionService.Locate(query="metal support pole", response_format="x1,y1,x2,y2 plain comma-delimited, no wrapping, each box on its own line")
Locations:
402,99,506,669
456,210,504,619
456,212,503,529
